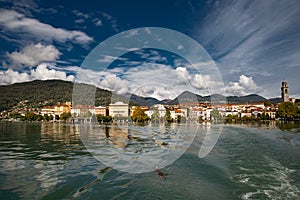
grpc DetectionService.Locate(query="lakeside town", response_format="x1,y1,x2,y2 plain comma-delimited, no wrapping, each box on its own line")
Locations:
1,81,299,123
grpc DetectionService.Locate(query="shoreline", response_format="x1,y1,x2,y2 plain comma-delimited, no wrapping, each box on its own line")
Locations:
1,119,299,131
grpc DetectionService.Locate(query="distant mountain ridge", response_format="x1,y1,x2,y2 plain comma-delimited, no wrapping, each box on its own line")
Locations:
0,80,280,112
128,94,161,106
167,91,269,105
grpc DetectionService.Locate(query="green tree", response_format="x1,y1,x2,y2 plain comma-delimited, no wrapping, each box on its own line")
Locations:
176,115,186,123
96,114,104,122
297,102,300,118
44,114,50,121
199,116,204,123
165,109,173,123
210,109,220,121
25,112,35,121
96,115,113,123
55,115,60,121
257,113,261,119
225,114,241,123
60,112,71,121
19,116,26,121
151,110,160,123
10,112,22,119
176,115,181,123
132,107,149,123
276,102,297,120
103,116,113,123
34,114,44,121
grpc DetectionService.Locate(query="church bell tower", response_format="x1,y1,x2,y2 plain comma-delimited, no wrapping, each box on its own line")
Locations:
281,81,289,102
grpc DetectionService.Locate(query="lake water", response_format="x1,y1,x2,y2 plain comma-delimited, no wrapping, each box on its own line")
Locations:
0,121,300,199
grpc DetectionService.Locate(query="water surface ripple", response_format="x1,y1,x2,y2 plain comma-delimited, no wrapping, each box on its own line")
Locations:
0,122,300,199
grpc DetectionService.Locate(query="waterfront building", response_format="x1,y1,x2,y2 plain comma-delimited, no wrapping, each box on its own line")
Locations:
54,102,71,116
170,110,176,120
41,106,55,116
71,106,81,117
109,102,129,117
145,109,154,118
240,111,252,118
94,106,108,116
155,104,166,118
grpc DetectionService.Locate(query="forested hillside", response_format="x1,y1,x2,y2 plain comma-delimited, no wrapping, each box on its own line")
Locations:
0,80,114,112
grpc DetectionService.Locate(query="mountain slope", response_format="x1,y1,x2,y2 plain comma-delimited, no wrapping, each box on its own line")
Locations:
0,80,279,112
226,94,267,104
167,91,199,105
168,91,268,105
129,94,161,107
268,97,282,104
0,80,118,112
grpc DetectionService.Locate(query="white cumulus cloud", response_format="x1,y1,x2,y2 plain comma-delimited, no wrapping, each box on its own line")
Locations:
30,63,74,81
175,67,190,84
190,74,210,90
224,75,262,96
0,69,30,85
177,45,184,50
0,63,74,85
0,9,93,44
6,43,61,68
98,74,130,95
175,66,222,90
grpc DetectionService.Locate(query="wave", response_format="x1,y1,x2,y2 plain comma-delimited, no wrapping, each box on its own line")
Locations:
230,155,300,199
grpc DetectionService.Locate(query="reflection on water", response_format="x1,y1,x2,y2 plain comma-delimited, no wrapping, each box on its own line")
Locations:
0,121,300,199
276,120,300,132
79,122,198,173
0,122,92,199
226,120,300,132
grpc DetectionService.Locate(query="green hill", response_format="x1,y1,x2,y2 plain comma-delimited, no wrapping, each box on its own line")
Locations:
0,80,117,112
0,80,278,113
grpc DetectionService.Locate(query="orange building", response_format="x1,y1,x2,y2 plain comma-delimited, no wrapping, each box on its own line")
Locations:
54,102,71,116
94,106,108,116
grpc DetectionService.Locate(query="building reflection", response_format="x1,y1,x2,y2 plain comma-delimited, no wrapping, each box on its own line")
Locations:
101,124,129,148
40,122,81,145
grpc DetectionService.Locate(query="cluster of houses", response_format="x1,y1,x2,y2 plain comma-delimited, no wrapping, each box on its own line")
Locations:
2,81,297,122
40,101,277,121
38,81,299,121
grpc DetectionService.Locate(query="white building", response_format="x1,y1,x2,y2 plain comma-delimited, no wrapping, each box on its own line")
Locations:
71,107,81,117
156,104,166,118
41,106,55,116
180,108,188,118
145,110,154,118
170,110,176,120
109,102,129,117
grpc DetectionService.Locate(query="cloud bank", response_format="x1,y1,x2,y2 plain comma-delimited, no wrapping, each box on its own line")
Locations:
0,63,74,85
224,75,262,96
0,9,93,44
5,43,61,69
73,62,259,100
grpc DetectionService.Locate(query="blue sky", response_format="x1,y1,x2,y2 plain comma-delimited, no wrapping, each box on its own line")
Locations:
0,0,299,100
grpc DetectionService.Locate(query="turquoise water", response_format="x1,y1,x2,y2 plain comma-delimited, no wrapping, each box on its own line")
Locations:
0,122,300,199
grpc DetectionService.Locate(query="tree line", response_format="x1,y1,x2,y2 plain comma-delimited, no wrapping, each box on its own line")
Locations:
276,102,300,120
9,112,71,122
6,102,300,123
